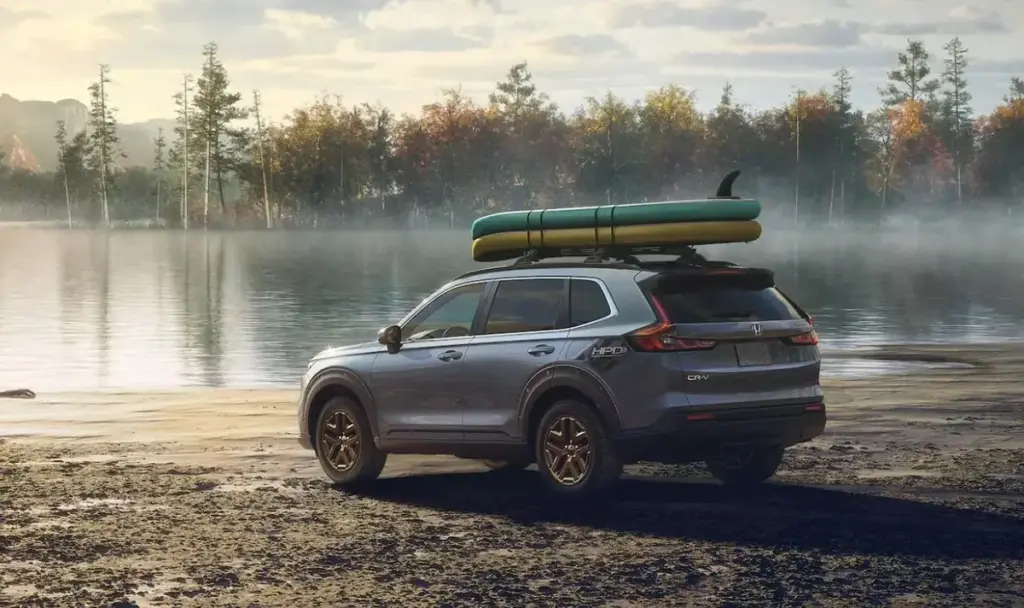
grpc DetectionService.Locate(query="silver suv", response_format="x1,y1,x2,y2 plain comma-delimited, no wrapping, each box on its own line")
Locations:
297,248,824,499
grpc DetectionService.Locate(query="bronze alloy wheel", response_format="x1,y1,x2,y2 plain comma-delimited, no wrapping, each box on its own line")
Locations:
543,415,593,485
319,409,361,472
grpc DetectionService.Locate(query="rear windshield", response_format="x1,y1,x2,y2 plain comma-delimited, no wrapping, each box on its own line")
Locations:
649,274,802,323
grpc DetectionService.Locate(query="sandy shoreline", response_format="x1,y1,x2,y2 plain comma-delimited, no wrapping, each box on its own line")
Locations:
1,344,1023,606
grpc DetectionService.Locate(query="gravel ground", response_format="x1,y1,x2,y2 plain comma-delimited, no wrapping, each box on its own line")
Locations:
1,344,1022,607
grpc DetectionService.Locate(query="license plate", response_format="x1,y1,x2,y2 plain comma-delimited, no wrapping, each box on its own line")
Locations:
736,342,772,366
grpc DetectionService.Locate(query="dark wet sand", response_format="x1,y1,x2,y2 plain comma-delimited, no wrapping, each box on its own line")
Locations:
1,344,1022,607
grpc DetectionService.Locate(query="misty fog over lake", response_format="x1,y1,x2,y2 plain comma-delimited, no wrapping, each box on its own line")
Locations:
0,222,1021,392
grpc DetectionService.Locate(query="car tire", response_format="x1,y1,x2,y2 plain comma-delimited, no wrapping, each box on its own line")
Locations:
705,446,784,488
481,459,530,472
534,399,622,499
315,396,387,486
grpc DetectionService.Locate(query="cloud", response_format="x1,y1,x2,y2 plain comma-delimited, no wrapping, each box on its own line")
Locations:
80,3,354,71
0,7,48,29
607,0,767,31
873,7,1007,35
673,47,896,72
971,58,1024,75
263,9,338,40
537,34,633,58
354,26,492,52
741,20,866,47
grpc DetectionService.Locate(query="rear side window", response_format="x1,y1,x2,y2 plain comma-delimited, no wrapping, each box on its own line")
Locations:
650,274,802,323
484,279,566,334
570,279,611,327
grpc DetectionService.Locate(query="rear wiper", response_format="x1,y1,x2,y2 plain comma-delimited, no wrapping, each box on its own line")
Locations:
711,311,754,319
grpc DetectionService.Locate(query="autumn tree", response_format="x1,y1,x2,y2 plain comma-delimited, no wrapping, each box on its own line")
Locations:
867,100,929,213
571,92,643,205
637,85,702,200
972,79,1024,201
363,102,395,212
703,84,758,184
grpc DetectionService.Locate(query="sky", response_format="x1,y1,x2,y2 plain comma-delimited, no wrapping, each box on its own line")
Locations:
1,0,1023,124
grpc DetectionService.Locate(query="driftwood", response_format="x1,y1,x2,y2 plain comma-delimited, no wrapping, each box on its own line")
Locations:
0,389,35,399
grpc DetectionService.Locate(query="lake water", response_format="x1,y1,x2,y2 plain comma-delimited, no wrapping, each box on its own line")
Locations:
0,226,1021,391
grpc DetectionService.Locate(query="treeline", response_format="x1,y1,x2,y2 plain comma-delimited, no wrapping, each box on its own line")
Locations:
2,38,1024,228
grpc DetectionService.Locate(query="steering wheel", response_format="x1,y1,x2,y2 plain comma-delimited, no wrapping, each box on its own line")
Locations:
441,326,470,338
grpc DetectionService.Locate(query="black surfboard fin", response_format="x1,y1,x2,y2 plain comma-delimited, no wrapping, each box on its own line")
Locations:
714,170,741,199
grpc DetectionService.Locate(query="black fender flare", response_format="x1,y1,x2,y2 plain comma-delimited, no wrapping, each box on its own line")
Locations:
517,364,622,438
303,367,379,437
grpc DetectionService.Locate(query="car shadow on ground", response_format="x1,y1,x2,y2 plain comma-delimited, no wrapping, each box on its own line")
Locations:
341,471,1024,561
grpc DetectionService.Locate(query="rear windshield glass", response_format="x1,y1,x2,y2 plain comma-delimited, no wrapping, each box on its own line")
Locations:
650,274,802,323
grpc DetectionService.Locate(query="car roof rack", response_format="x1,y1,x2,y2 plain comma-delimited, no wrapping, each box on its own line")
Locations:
508,244,739,269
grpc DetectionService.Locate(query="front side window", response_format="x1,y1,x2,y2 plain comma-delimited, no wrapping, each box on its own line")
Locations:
402,282,485,341
484,279,565,334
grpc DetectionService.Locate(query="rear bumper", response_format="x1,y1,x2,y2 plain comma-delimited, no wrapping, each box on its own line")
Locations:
613,401,826,463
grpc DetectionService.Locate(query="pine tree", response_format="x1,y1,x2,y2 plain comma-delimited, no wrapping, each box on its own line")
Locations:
85,64,122,226
880,40,941,106
941,37,972,203
191,42,247,218
831,67,854,222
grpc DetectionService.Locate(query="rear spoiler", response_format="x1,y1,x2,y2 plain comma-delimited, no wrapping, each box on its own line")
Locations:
638,267,776,291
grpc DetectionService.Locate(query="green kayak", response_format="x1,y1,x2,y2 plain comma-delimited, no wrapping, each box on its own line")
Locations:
470,198,762,241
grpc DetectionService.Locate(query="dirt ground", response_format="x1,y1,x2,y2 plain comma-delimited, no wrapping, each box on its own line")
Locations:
1,344,1022,607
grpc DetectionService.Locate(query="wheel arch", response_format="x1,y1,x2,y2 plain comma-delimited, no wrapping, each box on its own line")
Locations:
519,365,622,450
304,368,378,449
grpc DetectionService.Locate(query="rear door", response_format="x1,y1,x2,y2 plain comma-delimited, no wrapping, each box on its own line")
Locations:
639,270,821,409
459,277,570,442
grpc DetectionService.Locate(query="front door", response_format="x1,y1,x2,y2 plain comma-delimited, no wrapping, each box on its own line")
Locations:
370,281,487,444
460,278,570,443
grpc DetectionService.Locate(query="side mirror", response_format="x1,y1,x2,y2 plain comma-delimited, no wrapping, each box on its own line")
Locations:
377,325,402,353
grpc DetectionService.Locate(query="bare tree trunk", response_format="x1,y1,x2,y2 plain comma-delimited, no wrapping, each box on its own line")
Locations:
828,166,836,225
794,100,801,226
98,65,110,227
253,91,272,228
182,75,190,230
61,149,72,228
203,139,211,229
269,133,280,224
155,176,161,222
202,54,212,229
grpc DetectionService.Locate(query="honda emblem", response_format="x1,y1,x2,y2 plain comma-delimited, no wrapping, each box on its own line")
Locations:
751,323,763,336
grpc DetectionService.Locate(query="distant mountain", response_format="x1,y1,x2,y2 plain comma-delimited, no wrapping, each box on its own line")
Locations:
0,93,175,172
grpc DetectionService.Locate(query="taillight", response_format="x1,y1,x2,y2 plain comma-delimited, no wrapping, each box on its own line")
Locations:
627,322,717,352
786,330,819,346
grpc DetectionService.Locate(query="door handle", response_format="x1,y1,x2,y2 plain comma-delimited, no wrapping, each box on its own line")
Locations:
437,350,463,362
527,345,556,356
